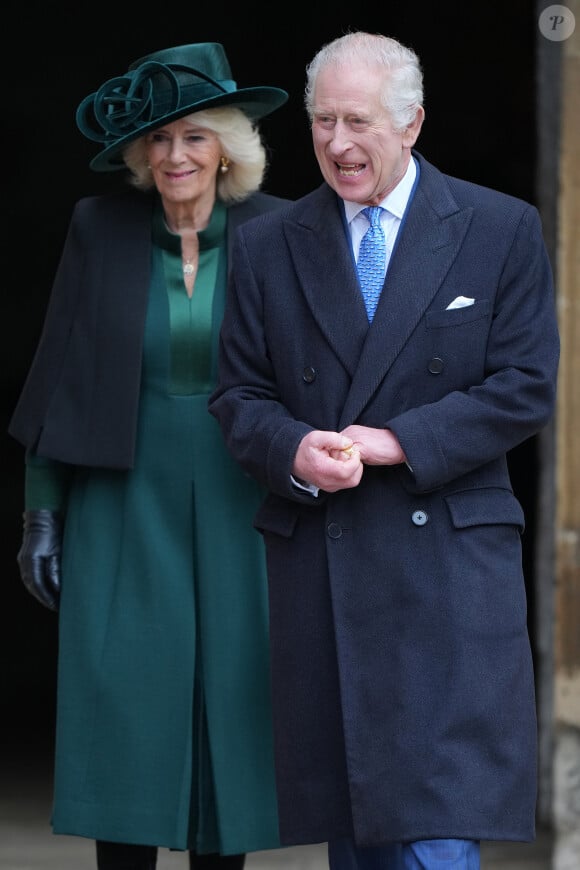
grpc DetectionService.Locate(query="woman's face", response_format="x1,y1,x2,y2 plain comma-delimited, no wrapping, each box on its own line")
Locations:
145,116,222,208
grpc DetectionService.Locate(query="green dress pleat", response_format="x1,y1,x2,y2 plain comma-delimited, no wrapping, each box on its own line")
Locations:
51,199,280,854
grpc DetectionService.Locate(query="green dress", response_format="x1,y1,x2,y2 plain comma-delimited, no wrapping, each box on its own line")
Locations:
45,199,280,852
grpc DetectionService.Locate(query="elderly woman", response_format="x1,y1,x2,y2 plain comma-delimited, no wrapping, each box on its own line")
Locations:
9,43,288,870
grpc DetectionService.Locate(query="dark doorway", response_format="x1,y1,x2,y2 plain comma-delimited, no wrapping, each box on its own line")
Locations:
1,0,544,763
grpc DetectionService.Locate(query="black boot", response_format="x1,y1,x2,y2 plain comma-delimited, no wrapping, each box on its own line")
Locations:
96,840,158,870
189,853,246,870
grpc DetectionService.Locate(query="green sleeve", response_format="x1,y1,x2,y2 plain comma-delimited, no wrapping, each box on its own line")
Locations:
24,451,73,511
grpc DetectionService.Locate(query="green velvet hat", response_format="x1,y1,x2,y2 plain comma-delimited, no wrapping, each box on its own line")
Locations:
76,42,289,172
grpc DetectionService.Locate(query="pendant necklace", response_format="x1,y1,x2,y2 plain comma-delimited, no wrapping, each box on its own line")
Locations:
183,258,195,276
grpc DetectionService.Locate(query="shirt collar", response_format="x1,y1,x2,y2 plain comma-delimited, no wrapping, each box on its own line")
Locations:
344,156,417,224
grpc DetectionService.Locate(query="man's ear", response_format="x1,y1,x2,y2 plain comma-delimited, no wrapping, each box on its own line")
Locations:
402,106,425,148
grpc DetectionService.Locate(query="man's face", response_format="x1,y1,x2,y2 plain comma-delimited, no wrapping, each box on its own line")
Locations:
311,63,423,206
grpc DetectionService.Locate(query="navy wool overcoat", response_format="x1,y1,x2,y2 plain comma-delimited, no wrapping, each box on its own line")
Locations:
209,152,560,848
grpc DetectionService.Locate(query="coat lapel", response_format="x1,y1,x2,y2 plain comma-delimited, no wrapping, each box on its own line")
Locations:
339,156,474,426
275,161,474,425
282,185,370,378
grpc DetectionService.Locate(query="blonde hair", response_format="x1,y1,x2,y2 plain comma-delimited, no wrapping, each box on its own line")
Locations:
122,106,268,203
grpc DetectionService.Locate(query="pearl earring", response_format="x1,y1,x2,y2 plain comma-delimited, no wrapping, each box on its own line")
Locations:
220,156,230,174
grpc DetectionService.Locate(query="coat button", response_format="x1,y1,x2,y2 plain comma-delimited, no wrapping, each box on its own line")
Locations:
411,510,428,526
327,523,342,539
302,366,316,383
428,357,444,374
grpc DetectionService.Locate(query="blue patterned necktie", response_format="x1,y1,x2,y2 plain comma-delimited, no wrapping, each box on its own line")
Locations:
357,206,386,321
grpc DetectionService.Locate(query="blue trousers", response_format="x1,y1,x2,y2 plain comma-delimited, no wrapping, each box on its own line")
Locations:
328,838,480,870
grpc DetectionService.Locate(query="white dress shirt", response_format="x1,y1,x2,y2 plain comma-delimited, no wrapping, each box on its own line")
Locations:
344,156,417,277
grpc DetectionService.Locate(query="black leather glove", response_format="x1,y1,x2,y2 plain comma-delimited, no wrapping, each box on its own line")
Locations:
17,510,63,611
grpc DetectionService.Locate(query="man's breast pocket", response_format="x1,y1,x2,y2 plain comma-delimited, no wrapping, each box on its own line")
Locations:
425,299,490,329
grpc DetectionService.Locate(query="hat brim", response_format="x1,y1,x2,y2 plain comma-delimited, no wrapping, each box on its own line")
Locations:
89,86,288,172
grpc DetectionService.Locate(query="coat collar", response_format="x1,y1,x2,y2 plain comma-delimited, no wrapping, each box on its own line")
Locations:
281,152,474,425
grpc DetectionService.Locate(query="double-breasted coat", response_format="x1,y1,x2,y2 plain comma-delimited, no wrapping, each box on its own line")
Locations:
208,152,560,848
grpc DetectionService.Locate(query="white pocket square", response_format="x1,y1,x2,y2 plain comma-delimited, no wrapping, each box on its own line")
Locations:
446,296,475,310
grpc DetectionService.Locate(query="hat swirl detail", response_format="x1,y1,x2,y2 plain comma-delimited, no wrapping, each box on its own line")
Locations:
77,61,234,143
75,43,288,172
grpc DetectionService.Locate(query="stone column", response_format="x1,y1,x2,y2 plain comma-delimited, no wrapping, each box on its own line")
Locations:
551,1,580,867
